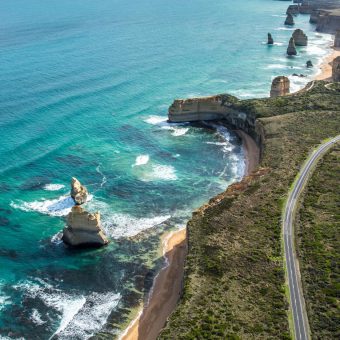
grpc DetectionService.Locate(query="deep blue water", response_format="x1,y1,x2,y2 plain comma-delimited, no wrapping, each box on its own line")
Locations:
0,0,333,339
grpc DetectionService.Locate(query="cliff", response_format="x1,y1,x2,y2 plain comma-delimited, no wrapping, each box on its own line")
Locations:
160,81,340,339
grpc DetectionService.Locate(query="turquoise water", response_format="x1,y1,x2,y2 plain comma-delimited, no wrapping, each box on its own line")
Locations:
0,0,333,338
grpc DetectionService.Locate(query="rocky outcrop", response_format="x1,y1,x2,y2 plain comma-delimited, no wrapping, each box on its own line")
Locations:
62,206,109,247
315,9,340,33
287,38,297,56
71,177,88,205
332,56,340,81
285,13,295,25
306,60,313,68
267,33,274,45
334,30,340,47
299,2,313,14
270,76,290,98
292,29,308,46
287,5,300,15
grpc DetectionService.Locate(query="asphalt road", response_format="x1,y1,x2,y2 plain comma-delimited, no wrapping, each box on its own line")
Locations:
283,135,340,340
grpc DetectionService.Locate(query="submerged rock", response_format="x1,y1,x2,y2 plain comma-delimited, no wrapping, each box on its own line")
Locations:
285,13,295,25
334,30,340,47
306,60,313,68
270,76,290,98
332,56,340,82
267,33,274,45
70,177,88,205
287,37,297,56
62,205,109,247
292,29,308,46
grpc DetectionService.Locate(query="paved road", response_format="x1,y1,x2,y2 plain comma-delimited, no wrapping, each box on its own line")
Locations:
283,135,340,340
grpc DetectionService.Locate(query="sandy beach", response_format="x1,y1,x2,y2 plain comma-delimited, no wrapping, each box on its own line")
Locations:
315,47,340,80
121,228,187,340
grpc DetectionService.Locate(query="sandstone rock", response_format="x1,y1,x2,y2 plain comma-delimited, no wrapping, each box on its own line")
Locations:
287,38,297,56
287,5,299,15
332,56,340,82
270,76,290,98
292,29,308,46
285,13,295,25
306,60,313,68
334,30,340,47
316,10,340,34
70,177,88,205
267,33,274,45
62,205,109,247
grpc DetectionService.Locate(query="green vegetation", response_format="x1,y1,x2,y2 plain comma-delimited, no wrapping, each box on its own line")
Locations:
296,145,340,339
158,81,340,339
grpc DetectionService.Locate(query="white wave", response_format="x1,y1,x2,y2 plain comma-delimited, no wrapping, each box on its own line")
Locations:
133,154,150,167
14,281,120,340
10,195,93,217
96,164,107,188
55,292,121,340
44,184,65,191
140,164,177,182
265,64,288,70
144,115,167,125
170,127,189,136
31,309,46,325
276,27,294,31
106,214,171,238
0,286,11,311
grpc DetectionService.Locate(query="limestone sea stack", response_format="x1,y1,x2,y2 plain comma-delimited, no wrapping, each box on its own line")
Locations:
285,13,295,26
334,30,340,47
292,29,308,46
332,56,340,82
267,33,274,45
286,5,299,16
270,76,290,98
71,177,88,205
62,206,109,247
287,38,297,56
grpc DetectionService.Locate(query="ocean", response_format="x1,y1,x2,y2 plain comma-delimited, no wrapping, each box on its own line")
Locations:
0,0,334,338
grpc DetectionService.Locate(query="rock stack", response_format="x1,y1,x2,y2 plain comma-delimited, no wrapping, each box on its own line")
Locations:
306,60,313,68
62,178,109,247
270,76,290,98
62,206,109,247
287,38,297,56
332,56,340,82
299,2,312,15
286,5,299,16
285,13,295,26
71,177,88,205
292,29,308,46
334,30,340,48
267,33,274,45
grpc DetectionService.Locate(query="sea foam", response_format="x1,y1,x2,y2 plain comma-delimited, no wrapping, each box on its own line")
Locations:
133,154,150,166
43,184,65,191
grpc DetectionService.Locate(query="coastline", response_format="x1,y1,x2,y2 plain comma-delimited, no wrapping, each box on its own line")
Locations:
314,46,340,81
121,228,187,340
119,18,338,340
120,129,259,340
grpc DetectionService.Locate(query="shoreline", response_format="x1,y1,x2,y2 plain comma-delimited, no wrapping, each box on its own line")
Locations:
314,46,340,81
121,228,187,340
120,130,259,340
119,18,338,340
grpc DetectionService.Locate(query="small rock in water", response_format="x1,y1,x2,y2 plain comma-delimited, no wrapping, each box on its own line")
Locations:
306,60,313,68
70,177,88,205
267,33,274,45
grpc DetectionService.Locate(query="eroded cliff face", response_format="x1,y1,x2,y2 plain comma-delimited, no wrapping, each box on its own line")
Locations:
332,56,340,82
62,205,109,247
168,95,264,156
